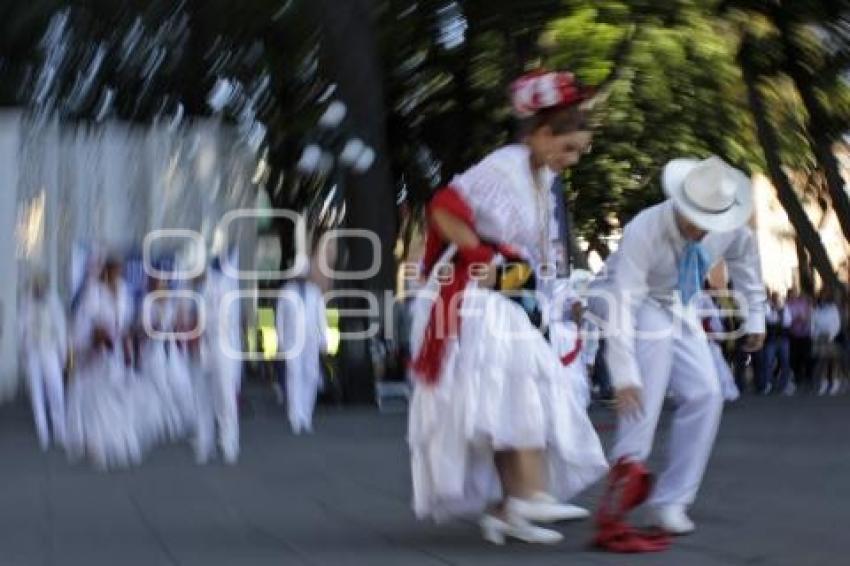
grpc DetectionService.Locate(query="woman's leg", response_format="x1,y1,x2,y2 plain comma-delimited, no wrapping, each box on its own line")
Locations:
494,449,547,502
512,449,547,498
813,351,828,395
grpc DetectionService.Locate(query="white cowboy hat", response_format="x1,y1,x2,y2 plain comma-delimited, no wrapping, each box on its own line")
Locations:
662,156,753,232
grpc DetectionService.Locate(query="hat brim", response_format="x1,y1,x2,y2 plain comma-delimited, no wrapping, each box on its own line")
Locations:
662,158,754,232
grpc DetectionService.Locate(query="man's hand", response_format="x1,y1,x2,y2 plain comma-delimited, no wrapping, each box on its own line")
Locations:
741,333,766,353
570,301,584,325
615,386,643,419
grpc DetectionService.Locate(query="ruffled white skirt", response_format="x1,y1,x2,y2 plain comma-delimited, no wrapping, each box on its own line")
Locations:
140,341,196,442
408,283,609,521
66,353,143,470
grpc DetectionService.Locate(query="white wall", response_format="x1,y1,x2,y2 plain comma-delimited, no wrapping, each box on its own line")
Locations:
0,113,21,401
0,114,257,405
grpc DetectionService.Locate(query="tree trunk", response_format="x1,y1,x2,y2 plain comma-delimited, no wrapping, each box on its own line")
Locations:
314,0,397,403
775,9,850,244
795,238,814,295
739,37,844,294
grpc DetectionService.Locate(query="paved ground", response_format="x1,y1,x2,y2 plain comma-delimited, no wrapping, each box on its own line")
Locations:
1,386,849,566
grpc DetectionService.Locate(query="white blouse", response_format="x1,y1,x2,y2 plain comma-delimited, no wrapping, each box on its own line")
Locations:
73,280,134,352
450,144,557,270
19,291,67,354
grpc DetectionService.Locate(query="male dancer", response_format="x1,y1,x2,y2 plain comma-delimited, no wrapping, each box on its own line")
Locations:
594,156,766,552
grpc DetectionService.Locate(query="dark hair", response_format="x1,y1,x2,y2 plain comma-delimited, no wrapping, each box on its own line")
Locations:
517,104,588,139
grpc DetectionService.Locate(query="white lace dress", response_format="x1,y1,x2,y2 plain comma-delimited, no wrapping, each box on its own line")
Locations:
66,281,144,469
408,145,608,521
139,299,196,443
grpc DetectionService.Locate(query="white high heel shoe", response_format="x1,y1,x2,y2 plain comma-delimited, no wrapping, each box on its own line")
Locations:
479,512,563,545
507,492,591,523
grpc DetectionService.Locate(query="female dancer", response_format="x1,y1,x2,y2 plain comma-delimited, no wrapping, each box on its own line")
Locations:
408,70,608,544
66,257,143,469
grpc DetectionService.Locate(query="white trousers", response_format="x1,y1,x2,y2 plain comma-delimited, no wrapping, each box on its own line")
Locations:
193,364,239,464
709,342,740,402
610,302,723,507
285,351,321,433
25,347,66,451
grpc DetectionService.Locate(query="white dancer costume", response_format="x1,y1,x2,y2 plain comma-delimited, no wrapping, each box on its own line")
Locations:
603,187,765,509
193,268,242,464
408,144,608,521
19,285,68,450
277,278,328,434
550,319,591,409
66,279,143,469
697,293,739,402
140,295,196,442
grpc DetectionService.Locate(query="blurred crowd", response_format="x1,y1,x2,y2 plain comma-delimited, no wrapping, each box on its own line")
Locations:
739,287,849,397
584,285,850,403
18,256,241,470
576,285,850,405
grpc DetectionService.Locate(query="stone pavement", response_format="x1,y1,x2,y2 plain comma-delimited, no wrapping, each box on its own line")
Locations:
1,388,848,566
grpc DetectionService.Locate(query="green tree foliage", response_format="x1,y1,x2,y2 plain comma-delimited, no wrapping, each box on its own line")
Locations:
544,0,758,254
723,0,850,243
376,0,566,209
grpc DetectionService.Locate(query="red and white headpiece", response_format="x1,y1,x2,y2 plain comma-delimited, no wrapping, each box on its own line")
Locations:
510,70,589,118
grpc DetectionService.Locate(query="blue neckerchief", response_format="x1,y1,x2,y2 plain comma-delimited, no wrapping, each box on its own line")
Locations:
678,241,710,305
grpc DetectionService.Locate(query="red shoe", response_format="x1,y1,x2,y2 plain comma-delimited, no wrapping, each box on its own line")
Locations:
594,520,670,553
594,458,671,553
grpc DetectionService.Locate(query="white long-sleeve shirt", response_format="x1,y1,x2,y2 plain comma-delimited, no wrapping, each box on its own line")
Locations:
765,303,792,329
603,201,766,389
19,291,67,359
811,303,841,341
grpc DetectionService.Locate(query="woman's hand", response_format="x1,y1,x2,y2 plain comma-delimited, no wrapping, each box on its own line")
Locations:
615,386,643,419
570,301,585,325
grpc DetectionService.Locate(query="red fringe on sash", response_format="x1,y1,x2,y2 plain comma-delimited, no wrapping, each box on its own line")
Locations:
560,338,583,367
413,187,516,385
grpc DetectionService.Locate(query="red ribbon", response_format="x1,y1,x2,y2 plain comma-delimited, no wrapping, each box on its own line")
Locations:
412,243,496,385
413,187,525,385
414,187,520,385
560,338,583,367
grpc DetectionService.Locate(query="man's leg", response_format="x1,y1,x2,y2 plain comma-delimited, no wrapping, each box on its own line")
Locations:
789,336,802,390
597,304,675,552
649,330,723,508
610,304,675,465
286,359,303,433
760,339,776,393
43,352,66,447
193,367,215,463
26,352,49,451
803,337,814,390
302,352,323,431
778,338,793,392
214,364,240,463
